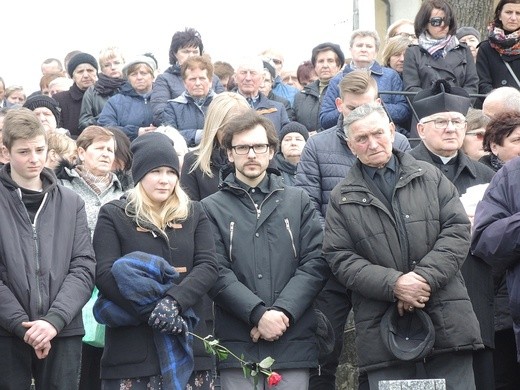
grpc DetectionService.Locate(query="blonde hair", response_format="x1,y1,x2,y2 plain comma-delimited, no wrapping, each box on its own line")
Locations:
99,46,125,66
126,180,191,232
190,92,250,176
381,36,411,68
47,131,77,156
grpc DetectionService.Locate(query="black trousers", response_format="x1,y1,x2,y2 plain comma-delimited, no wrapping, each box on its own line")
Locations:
79,343,103,390
309,277,369,390
0,335,82,390
494,328,520,390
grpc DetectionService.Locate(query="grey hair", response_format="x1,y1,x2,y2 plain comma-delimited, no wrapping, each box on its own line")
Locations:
349,29,381,51
343,103,389,138
484,87,520,113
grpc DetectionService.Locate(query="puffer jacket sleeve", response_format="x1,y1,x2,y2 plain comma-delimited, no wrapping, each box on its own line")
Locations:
323,184,403,302
271,190,330,322
471,165,520,273
411,171,472,293
294,137,325,226
150,73,172,126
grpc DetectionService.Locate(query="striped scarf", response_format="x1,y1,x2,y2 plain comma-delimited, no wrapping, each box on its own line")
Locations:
419,33,458,59
75,165,112,195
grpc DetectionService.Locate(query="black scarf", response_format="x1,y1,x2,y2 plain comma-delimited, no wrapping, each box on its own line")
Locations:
94,73,126,97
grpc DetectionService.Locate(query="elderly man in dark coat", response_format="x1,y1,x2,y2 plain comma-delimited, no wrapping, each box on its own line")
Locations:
323,103,482,390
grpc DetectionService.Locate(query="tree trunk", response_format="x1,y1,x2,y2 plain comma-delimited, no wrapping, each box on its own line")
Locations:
450,0,495,40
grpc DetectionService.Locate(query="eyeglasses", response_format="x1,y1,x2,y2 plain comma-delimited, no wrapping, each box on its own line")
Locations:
231,144,270,155
270,58,283,65
429,17,446,27
421,118,467,129
465,130,485,140
397,32,417,40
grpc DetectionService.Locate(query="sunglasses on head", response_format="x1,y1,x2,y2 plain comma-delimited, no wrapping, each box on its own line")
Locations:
429,17,445,27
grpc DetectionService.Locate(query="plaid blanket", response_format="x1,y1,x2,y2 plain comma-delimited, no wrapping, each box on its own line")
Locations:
93,251,198,390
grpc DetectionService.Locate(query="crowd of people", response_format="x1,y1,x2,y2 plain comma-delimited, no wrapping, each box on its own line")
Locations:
1,0,520,389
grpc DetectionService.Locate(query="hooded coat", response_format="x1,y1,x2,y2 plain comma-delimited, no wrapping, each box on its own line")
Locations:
0,165,95,339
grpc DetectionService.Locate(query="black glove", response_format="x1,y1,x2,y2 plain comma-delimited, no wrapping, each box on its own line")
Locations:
148,297,185,334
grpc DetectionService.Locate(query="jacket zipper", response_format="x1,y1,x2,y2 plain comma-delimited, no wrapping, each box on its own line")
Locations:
20,191,48,316
256,188,283,219
284,218,297,258
229,221,235,261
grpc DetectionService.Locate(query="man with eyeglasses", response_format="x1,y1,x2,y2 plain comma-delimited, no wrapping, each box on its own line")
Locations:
202,110,329,390
410,80,494,193
410,80,496,390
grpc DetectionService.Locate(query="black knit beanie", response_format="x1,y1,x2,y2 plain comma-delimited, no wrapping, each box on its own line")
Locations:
279,121,309,142
130,132,180,185
67,52,98,77
23,95,62,127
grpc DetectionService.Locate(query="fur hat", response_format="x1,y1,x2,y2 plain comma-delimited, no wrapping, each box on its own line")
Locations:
380,305,435,361
412,80,472,120
311,42,345,67
456,27,481,41
130,132,180,185
279,121,309,142
23,95,62,127
67,52,98,77
123,55,157,77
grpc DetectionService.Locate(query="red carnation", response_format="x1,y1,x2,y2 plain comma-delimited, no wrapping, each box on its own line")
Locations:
268,372,282,387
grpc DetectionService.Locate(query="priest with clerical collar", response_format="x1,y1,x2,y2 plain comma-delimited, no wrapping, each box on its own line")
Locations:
409,79,494,195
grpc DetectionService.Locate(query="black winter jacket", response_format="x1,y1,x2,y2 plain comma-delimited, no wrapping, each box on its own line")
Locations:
93,199,218,379
324,151,483,371
476,40,520,94
410,142,496,347
201,171,329,370
0,165,95,339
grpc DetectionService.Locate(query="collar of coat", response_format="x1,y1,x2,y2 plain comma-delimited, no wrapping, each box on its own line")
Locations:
220,168,284,195
412,142,480,180
339,150,427,193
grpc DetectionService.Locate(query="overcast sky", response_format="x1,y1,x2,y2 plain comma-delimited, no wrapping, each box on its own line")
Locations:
2,1,351,93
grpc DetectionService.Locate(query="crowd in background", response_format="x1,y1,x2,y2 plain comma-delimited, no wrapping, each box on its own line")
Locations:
1,0,520,389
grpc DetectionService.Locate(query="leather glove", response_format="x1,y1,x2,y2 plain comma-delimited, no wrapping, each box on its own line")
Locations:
148,297,182,333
